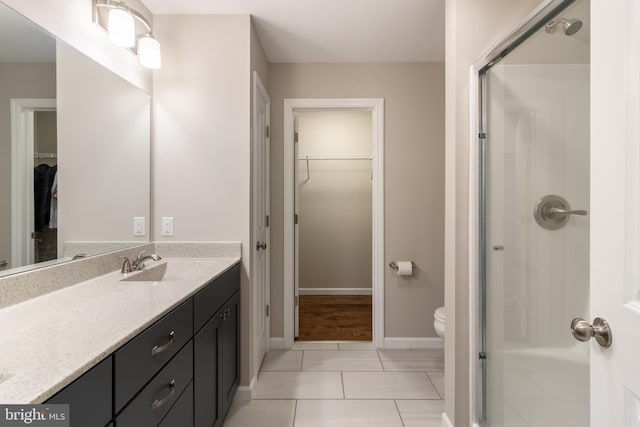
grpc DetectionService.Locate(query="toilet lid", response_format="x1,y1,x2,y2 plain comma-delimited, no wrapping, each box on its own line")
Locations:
434,307,445,321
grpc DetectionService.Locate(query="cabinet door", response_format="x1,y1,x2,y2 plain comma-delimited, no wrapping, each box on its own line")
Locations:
220,292,240,416
194,311,222,427
46,356,112,427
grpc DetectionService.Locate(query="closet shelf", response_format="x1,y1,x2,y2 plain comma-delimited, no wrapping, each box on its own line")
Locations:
298,154,373,184
34,152,57,159
298,154,372,160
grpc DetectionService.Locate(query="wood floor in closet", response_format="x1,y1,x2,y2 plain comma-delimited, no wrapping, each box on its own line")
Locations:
298,295,372,341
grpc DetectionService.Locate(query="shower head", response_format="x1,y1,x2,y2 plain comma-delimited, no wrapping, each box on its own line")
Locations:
545,18,583,36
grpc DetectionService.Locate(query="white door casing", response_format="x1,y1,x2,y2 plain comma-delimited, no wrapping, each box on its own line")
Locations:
252,72,270,376
10,98,56,268
590,1,640,424
283,98,385,348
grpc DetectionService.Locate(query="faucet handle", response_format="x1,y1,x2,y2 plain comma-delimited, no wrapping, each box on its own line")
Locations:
135,250,147,261
119,256,132,273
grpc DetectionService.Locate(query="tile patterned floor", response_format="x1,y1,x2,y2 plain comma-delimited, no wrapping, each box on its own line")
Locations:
222,344,444,427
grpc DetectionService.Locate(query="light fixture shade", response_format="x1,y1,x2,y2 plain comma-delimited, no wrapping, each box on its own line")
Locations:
108,8,135,47
138,35,162,69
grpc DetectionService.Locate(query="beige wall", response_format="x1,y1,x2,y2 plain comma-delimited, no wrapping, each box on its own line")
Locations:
34,111,57,157
153,14,258,387
298,110,372,290
2,0,152,92
444,0,541,424
269,63,445,338
56,43,150,251
0,63,56,269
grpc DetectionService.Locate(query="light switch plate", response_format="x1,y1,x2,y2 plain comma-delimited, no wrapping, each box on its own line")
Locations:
133,217,146,236
162,217,174,236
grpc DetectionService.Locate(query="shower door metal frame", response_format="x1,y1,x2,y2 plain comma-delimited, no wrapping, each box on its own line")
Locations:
472,0,578,425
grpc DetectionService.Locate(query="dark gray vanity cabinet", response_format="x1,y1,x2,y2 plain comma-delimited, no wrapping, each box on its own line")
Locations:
45,262,240,427
45,356,112,427
194,264,240,427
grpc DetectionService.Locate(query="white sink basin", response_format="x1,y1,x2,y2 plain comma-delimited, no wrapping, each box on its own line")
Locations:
119,260,220,283
120,262,167,282
0,373,14,384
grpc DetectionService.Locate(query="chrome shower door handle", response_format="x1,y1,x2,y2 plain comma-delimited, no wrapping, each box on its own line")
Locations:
534,195,588,230
549,207,587,216
571,317,612,348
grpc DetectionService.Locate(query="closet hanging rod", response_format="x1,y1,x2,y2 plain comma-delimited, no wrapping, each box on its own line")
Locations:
34,152,57,159
298,154,372,161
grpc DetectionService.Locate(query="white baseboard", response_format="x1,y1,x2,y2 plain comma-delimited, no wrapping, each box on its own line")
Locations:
442,412,454,427
383,337,444,349
298,288,372,296
270,337,286,349
234,375,257,401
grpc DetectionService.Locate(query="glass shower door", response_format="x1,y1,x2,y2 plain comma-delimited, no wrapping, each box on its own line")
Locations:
481,1,590,425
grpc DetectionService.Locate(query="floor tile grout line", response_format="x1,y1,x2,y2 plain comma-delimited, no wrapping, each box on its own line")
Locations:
424,371,443,400
341,371,346,399
292,399,298,427
394,399,407,427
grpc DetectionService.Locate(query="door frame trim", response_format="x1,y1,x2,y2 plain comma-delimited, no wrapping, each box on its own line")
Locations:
10,98,57,268
283,98,385,348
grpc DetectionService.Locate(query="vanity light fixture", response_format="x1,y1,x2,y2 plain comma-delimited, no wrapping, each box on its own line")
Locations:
95,0,162,69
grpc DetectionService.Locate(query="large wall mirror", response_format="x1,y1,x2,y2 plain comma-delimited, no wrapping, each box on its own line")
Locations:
0,3,151,277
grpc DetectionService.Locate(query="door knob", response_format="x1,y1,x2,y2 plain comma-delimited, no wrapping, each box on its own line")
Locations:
571,317,612,348
256,241,267,250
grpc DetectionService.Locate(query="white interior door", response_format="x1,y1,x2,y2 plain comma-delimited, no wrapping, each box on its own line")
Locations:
590,1,640,424
252,72,270,374
294,114,300,338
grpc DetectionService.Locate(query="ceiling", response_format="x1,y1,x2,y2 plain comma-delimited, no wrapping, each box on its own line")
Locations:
140,0,445,63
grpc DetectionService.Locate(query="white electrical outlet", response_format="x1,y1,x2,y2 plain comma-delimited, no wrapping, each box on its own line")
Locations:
133,217,146,236
162,217,174,236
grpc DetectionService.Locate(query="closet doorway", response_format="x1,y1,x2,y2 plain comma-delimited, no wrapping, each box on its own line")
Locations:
283,98,385,348
297,110,373,341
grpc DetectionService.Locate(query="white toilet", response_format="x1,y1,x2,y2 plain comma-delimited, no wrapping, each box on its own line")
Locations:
434,306,445,338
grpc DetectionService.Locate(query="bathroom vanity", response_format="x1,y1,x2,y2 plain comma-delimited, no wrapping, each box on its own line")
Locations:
0,253,240,427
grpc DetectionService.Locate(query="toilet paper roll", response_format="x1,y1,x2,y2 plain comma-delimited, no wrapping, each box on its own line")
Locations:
396,261,413,276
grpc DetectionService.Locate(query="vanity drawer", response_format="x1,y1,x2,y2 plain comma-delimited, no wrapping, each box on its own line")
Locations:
194,263,240,332
158,381,194,427
114,299,193,412
116,340,193,427
45,356,112,427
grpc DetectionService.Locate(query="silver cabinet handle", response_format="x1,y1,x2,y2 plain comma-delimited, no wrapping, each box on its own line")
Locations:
549,207,587,216
151,380,176,411
571,317,612,348
151,331,175,356
219,308,231,321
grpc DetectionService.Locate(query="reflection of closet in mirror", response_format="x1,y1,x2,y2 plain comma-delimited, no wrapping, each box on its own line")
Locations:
33,110,58,263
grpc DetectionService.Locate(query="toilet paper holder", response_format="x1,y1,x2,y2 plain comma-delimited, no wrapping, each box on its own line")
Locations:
389,261,416,270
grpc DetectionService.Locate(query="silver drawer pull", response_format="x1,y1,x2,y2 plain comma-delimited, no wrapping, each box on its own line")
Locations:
151,380,176,411
151,331,175,356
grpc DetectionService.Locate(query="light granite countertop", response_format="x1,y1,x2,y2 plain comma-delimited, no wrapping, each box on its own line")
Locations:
0,257,240,404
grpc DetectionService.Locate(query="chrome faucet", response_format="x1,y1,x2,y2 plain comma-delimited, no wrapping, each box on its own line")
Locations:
131,251,162,271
